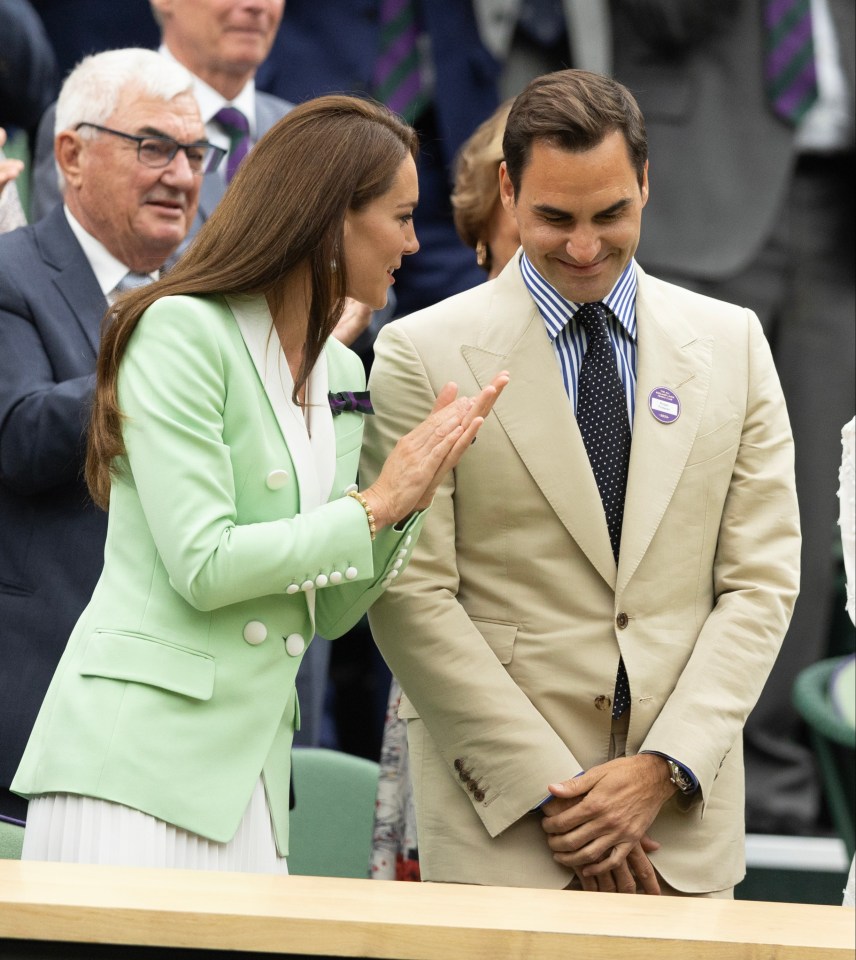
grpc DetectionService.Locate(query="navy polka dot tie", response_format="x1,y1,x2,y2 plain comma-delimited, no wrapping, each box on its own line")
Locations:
576,302,631,719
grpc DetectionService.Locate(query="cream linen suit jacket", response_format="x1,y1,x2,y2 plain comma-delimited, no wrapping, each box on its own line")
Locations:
362,254,800,893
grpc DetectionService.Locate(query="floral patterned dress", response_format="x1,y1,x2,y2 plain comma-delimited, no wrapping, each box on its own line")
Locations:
369,677,420,881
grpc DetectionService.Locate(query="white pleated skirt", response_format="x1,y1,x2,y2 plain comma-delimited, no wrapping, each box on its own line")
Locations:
21,777,288,875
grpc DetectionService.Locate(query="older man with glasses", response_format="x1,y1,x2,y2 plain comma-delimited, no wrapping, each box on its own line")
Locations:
0,48,212,828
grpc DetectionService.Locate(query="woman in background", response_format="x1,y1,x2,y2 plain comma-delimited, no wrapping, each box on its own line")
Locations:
12,94,506,875
451,99,519,280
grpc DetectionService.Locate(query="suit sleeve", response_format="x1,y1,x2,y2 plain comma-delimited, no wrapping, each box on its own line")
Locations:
117,298,419,614
0,265,95,494
639,312,801,804
363,322,582,839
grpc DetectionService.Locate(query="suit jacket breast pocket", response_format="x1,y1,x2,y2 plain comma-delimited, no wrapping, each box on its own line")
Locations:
685,416,740,468
80,630,215,701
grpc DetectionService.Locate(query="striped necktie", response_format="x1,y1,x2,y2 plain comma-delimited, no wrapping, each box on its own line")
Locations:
763,0,819,123
372,0,430,123
115,271,153,293
576,303,632,719
213,106,251,182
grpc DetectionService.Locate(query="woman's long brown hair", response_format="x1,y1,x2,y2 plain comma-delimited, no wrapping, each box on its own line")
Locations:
86,95,418,509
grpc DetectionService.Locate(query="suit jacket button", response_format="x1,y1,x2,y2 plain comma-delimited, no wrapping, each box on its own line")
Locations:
459,769,470,782
315,573,329,588
345,566,358,580
594,694,611,711
329,571,343,585
286,583,300,595
473,789,485,802
616,612,629,629
265,469,289,490
466,779,478,792
243,620,267,645
454,759,464,771
300,579,314,592
284,633,305,657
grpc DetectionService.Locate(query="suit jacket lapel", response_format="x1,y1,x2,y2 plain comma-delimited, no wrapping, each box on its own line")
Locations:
197,173,225,224
617,270,714,594
462,255,617,588
35,206,107,357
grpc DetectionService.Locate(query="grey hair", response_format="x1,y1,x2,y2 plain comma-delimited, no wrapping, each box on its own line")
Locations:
54,48,195,190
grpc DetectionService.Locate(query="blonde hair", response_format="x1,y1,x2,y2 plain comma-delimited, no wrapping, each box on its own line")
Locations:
451,99,513,255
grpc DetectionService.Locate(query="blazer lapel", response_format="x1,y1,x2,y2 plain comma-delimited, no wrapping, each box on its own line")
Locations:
226,294,323,514
307,345,335,506
617,270,714,594
462,255,617,588
35,206,107,357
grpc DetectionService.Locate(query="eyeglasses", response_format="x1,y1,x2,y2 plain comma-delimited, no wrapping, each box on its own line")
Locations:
75,123,226,174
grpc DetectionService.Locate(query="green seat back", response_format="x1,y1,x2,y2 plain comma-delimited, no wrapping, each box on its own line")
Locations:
0,819,24,860
793,656,856,859
288,748,379,879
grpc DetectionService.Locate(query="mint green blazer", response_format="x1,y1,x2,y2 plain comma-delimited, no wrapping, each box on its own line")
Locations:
12,293,424,855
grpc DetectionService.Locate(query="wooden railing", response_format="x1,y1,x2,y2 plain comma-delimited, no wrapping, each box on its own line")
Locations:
0,860,853,959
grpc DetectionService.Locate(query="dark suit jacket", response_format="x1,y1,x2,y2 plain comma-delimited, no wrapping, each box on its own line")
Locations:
0,205,108,817
0,0,59,133
612,0,855,281
30,91,292,227
257,0,501,316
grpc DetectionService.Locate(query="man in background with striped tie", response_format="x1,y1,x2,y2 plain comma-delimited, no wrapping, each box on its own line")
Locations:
0,48,214,829
31,0,291,234
363,69,801,897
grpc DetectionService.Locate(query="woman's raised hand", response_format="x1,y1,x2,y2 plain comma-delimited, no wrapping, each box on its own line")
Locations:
362,372,509,530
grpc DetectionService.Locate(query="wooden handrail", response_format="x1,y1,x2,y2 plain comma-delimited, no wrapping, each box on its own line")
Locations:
0,860,853,959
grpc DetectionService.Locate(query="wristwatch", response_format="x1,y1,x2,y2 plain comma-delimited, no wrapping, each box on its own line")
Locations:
666,759,694,795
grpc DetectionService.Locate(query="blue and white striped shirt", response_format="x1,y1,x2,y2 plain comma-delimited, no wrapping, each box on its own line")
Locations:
520,253,638,431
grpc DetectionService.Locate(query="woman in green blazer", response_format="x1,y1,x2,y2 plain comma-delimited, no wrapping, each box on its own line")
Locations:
12,95,506,873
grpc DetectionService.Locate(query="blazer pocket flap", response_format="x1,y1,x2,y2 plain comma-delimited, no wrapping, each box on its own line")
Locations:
471,618,518,665
81,631,215,701
397,619,519,719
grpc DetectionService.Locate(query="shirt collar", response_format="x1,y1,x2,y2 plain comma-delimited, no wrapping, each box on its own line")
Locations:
159,44,257,137
63,206,158,300
520,252,638,343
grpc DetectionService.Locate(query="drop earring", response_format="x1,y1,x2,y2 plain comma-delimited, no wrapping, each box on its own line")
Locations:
475,239,489,270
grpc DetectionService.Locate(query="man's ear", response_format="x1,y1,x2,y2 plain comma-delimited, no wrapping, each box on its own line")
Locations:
640,159,649,208
55,131,84,189
499,161,516,214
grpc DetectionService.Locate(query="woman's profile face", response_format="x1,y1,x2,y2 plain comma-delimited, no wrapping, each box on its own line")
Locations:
342,155,420,310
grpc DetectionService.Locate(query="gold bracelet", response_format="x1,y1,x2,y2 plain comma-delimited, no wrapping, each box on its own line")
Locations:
347,490,376,541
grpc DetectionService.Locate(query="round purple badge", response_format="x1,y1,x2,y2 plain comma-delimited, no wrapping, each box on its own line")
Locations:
648,386,681,424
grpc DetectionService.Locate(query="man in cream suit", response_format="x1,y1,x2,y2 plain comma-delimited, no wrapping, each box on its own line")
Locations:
363,70,801,895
